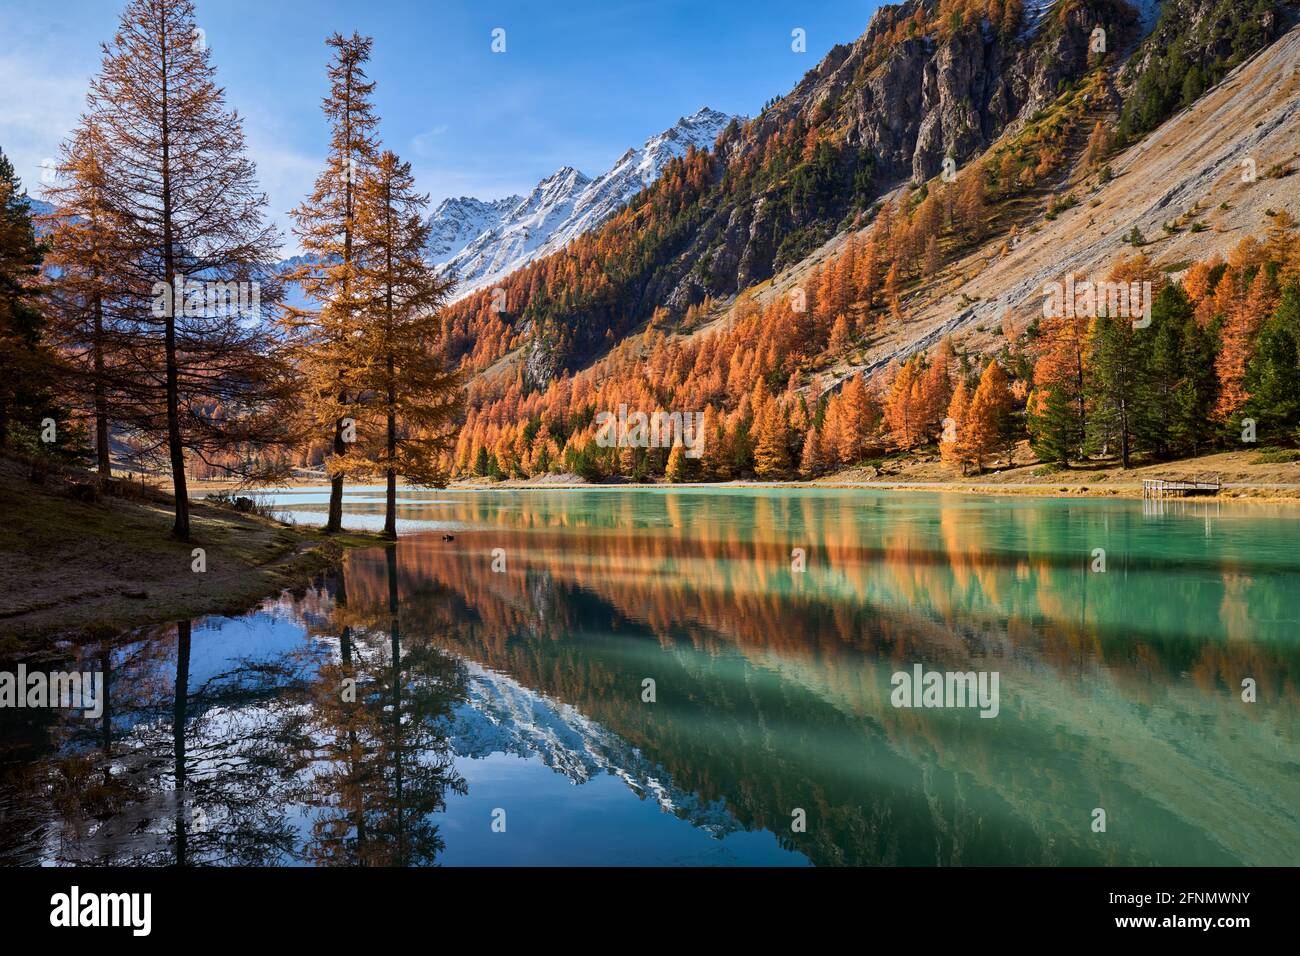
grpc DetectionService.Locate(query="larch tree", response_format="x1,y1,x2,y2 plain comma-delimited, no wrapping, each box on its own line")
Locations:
799,425,826,478
954,171,987,241
86,0,291,539
966,359,1013,471
921,234,942,278
828,313,852,354
940,377,973,475
1215,267,1274,422
42,119,123,476
752,389,791,480
349,150,462,539
697,404,726,480
884,261,902,321
664,441,688,483
919,343,953,438
836,373,877,464
1083,121,1110,168
286,31,380,534
884,356,927,449
1030,312,1090,463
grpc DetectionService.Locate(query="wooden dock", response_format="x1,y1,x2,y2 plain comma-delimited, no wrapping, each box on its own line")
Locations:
1141,478,1221,498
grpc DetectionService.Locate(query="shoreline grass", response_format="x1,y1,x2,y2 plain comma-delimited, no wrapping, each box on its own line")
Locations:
0,455,388,648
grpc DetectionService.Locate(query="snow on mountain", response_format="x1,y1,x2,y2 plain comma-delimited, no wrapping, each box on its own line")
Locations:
443,658,743,835
430,106,737,301
432,165,592,299
1023,0,1162,38
424,193,524,262
21,197,56,236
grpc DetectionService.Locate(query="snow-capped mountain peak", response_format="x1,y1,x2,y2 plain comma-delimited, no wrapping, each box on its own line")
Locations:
430,106,737,300
424,193,524,262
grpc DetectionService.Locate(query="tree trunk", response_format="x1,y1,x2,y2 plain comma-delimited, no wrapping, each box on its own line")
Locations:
384,364,397,539
327,408,346,534
1120,404,1131,469
93,293,111,478
326,68,360,535
387,544,403,860
165,317,189,538
173,619,191,866
382,197,397,539
159,16,189,540
100,642,112,786
384,465,397,539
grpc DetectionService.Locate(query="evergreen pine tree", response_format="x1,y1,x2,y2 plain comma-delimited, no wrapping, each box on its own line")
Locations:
0,148,59,454
1086,316,1152,468
1028,384,1079,467
1243,283,1300,443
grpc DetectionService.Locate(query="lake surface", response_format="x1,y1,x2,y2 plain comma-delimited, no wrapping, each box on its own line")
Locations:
2,487,1297,866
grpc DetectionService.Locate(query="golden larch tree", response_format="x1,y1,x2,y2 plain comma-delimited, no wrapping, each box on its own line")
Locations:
349,150,462,538
42,119,123,477
286,31,381,534
87,0,291,539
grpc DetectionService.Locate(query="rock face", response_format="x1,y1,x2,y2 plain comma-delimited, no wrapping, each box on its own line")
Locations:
828,14,1300,395
646,0,1149,315
429,107,736,301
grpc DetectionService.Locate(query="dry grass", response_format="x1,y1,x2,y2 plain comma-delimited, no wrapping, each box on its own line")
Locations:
0,455,384,646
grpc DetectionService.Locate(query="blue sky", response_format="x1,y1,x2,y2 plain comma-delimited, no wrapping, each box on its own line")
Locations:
0,0,881,252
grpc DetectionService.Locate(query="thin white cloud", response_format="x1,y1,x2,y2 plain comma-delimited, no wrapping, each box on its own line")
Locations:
242,130,325,257
0,50,94,195
411,124,450,158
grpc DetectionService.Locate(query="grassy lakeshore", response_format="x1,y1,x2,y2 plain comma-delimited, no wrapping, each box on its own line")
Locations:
0,456,386,646
4,448,1298,646
185,449,1300,503
439,449,1300,503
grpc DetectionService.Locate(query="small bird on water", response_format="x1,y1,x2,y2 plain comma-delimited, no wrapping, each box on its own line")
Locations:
442,534,455,541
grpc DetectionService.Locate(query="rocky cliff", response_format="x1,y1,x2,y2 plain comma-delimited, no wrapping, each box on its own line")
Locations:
647,0,1146,314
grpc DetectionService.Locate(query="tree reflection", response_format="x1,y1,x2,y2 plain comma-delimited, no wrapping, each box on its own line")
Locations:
294,545,468,866
326,493,1299,867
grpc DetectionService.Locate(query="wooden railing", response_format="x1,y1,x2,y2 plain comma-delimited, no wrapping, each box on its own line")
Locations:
1141,478,1221,498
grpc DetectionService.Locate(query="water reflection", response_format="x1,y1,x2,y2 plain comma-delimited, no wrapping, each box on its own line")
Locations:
298,547,467,866
2,489,1297,866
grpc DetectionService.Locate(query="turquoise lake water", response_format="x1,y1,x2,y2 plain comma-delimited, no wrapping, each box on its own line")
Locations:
1,487,1296,866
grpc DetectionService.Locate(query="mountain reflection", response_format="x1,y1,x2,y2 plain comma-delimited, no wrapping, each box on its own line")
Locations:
2,490,1296,866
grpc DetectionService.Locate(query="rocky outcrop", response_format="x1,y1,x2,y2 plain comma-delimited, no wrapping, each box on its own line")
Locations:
652,0,1145,314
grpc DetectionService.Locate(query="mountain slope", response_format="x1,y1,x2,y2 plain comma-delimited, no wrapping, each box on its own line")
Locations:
440,0,1297,486
430,107,735,300
442,0,1153,384
825,12,1300,388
